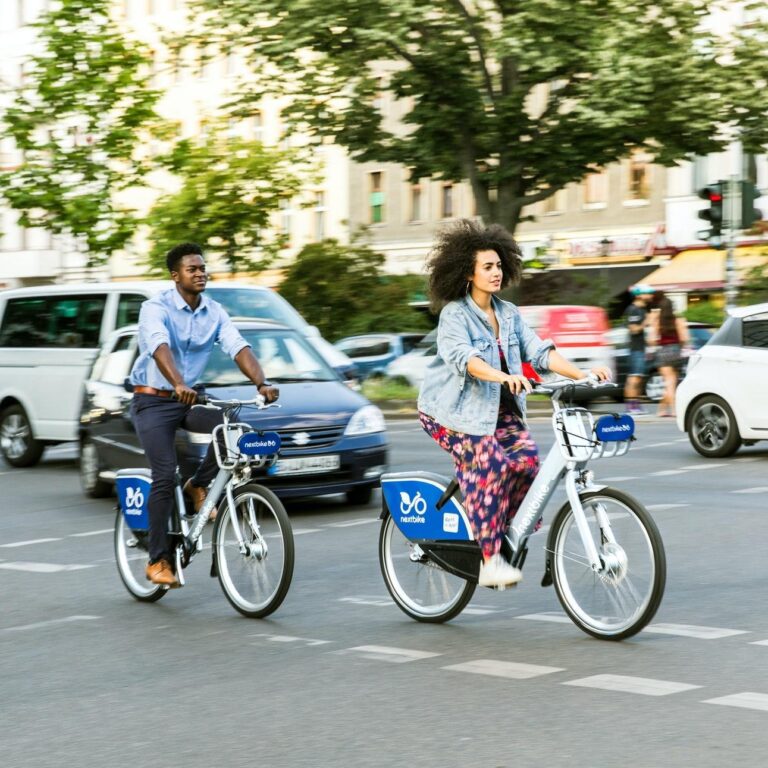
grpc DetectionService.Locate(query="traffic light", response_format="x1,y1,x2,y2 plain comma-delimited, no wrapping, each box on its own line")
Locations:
697,182,724,243
740,181,762,229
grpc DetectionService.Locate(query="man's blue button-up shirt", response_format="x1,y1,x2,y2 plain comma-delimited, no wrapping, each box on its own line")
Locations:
130,288,249,390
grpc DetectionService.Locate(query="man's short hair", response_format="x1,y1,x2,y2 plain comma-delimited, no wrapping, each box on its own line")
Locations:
166,242,203,273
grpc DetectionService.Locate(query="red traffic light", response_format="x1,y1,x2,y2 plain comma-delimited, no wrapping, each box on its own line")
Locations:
698,183,724,203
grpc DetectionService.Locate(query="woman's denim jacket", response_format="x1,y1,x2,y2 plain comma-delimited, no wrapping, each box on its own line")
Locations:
417,295,555,435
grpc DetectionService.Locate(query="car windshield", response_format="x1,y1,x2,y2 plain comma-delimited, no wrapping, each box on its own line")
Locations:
205,287,308,331
200,328,338,386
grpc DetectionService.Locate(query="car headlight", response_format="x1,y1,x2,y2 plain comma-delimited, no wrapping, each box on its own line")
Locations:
344,405,386,435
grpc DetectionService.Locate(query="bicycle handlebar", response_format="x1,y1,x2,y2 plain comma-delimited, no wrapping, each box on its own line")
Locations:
196,394,281,410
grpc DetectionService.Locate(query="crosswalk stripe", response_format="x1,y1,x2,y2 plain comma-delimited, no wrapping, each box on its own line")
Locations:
69,529,113,538
732,487,768,494
563,674,701,696
0,538,61,548
340,645,441,663
646,504,689,511
443,659,564,679
3,615,100,632
0,562,95,573
515,612,571,624
703,693,768,712
644,623,748,639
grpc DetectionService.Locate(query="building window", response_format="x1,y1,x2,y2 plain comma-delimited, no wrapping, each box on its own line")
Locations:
543,188,566,215
583,171,608,206
441,183,454,218
251,111,264,142
409,181,423,222
628,152,650,200
369,172,385,224
279,199,293,247
314,191,327,241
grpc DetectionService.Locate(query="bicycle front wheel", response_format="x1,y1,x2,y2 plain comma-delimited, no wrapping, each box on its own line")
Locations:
114,509,166,603
379,514,476,623
213,483,294,618
549,488,665,640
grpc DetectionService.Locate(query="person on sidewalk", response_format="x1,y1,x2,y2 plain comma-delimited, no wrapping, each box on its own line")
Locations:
648,290,690,418
417,219,611,589
623,284,654,415
129,242,279,587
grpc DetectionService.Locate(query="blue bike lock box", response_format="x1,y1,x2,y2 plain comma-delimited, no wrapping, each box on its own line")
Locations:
116,469,152,531
594,413,635,442
238,431,281,456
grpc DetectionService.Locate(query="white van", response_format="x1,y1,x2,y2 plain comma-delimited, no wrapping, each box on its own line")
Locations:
0,281,353,467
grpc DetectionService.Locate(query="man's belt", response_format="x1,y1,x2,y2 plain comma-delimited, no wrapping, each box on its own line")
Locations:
133,385,174,398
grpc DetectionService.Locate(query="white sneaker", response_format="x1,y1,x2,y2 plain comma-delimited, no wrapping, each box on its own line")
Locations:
478,554,522,589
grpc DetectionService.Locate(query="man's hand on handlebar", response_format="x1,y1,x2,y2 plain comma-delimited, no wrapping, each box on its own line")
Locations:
502,374,533,395
174,383,199,405
587,366,613,383
258,384,280,404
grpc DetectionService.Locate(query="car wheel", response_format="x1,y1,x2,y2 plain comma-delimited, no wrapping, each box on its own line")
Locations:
0,404,44,467
644,371,665,402
80,436,113,498
346,486,373,506
688,396,742,458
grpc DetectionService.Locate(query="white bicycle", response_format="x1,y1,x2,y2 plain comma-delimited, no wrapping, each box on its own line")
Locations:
378,377,666,640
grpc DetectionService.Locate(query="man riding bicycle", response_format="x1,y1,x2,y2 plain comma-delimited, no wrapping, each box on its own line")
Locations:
129,243,279,587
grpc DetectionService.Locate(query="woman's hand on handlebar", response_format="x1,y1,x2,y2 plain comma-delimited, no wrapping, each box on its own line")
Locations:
502,374,533,395
587,366,613,383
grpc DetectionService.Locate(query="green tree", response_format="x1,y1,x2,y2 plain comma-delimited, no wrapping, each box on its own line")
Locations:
739,252,768,306
0,0,166,265
278,239,432,340
144,133,311,275
197,0,768,233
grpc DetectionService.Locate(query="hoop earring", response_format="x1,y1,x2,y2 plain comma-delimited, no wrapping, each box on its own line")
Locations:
465,281,471,295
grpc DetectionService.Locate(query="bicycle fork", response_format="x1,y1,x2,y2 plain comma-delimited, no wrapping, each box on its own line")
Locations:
563,469,614,572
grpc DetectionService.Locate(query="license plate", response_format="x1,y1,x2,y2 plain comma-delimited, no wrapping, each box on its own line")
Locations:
268,454,341,476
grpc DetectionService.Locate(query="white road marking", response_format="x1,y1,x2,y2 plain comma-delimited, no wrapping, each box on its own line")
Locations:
651,469,687,476
644,623,748,639
0,562,96,572
732,487,768,494
3,615,100,632
340,645,441,663
515,612,571,624
251,633,331,647
679,464,727,471
462,608,500,616
749,639,768,646
69,529,113,538
323,518,377,528
0,538,61,548
339,596,393,607
292,528,323,535
443,659,564,679
601,476,639,482
646,503,690,511
564,674,701,697
704,693,768,712
635,441,676,450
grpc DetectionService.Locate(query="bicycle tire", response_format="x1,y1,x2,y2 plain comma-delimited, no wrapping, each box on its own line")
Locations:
213,483,294,618
379,513,476,623
548,487,665,640
114,508,167,603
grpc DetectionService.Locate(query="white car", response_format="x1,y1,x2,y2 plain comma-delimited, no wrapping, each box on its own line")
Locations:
384,330,436,388
676,302,768,457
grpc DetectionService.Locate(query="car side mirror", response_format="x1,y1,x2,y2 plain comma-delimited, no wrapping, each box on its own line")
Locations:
123,377,134,393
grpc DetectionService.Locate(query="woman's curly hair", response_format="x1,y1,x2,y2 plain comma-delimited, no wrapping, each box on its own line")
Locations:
425,219,523,311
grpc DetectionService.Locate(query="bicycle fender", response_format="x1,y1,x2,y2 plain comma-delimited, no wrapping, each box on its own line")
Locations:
541,486,606,588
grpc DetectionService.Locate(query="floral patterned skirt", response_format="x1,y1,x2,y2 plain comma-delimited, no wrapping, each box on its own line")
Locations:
419,409,540,559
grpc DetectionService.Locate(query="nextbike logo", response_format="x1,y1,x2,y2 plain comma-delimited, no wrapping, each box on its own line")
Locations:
600,423,631,433
124,486,144,516
242,437,279,449
515,479,550,532
399,490,426,523
238,431,281,455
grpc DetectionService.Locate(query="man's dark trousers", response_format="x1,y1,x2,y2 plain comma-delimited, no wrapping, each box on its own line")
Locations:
131,393,225,563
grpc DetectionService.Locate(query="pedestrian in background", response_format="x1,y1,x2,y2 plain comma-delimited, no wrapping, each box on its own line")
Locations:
417,219,611,589
649,290,690,418
623,284,654,415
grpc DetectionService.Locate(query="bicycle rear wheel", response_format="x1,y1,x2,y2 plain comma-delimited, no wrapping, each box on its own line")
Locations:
548,488,665,640
114,509,166,603
213,483,294,618
379,514,476,623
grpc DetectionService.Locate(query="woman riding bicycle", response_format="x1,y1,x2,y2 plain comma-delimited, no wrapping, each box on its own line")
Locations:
418,219,611,589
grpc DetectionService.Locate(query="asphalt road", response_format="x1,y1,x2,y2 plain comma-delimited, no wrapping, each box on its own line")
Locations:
1,415,767,768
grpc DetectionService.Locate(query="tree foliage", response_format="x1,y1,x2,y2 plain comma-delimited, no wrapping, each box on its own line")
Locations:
739,252,768,306
144,132,311,275
0,0,166,264
277,239,432,340
197,0,768,233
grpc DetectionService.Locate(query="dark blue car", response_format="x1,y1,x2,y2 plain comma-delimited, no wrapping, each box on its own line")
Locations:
79,320,388,505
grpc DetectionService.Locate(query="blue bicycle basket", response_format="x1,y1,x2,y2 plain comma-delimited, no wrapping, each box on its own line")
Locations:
116,469,152,531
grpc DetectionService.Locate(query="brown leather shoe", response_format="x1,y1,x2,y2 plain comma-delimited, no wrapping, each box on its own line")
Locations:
146,559,180,587
183,479,217,521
